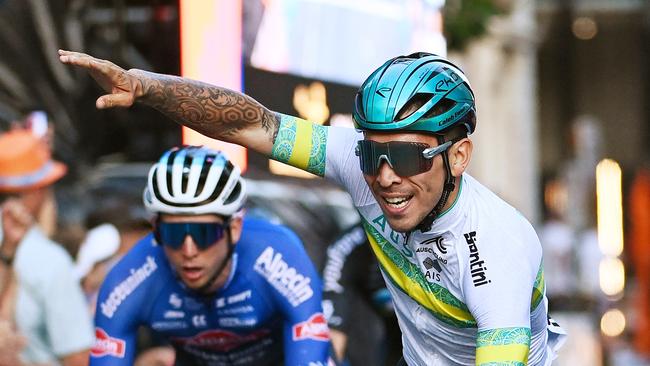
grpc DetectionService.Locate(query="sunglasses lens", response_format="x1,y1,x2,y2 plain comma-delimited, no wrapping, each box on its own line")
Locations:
389,143,432,176
356,140,431,177
156,222,226,249
357,140,380,175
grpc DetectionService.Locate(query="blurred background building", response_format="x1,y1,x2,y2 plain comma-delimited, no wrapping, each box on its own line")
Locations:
0,0,648,364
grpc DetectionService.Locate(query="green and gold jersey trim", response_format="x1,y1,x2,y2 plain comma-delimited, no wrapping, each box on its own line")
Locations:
362,219,477,328
530,262,545,311
476,327,530,365
270,114,327,176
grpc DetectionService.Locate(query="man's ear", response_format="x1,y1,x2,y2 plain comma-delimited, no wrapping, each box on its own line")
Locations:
449,138,473,177
228,216,244,244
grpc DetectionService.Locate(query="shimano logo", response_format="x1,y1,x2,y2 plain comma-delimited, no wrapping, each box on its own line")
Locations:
254,247,314,306
464,231,490,287
101,256,157,318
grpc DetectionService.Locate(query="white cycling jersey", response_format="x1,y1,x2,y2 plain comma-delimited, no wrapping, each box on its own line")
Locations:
325,127,562,366
270,117,565,365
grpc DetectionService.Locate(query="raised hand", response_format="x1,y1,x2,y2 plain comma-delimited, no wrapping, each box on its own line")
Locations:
1,199,33,257
58,49,142,109
58,49,279,156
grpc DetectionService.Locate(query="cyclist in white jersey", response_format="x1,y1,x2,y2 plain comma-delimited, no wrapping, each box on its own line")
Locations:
60,50,566,365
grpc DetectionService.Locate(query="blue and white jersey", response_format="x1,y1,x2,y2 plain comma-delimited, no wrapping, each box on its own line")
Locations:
90,218,331,366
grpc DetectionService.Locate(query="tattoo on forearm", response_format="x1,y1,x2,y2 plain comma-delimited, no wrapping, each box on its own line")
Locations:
135,71,280,144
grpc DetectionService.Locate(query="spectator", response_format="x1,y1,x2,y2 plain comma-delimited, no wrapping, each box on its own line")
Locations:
321,222,400,366
74,223,121,314
0,129,94,366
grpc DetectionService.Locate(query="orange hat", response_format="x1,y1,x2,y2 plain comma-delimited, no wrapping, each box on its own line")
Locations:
0,129,67,193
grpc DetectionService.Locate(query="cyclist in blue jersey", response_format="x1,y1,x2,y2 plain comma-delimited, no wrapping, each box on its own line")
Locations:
90,145,333,366
61,50,567,365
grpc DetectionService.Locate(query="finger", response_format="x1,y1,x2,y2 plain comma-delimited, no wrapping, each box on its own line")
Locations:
59,50,104,71
58,49,87,64
97,92,135,109
58,49,94,59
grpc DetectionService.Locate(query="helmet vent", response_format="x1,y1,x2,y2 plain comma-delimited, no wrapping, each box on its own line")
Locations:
214,161,234,199
422,98,456,119
195,155,212,196
354,93,366,122
181,151,192,193
396,93,434,121
224,181,242,205
165,150,179,194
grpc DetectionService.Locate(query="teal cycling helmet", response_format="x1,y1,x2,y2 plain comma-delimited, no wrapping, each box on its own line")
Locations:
353,52,476,135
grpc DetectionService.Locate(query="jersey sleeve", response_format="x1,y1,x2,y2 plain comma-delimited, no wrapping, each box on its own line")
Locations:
90,237,160,365
459,228,542,365
269,114,373,208
252,225,331,365
324,126,376,208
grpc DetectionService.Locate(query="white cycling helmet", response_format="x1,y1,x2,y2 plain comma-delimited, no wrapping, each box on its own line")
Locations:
143,146,246,216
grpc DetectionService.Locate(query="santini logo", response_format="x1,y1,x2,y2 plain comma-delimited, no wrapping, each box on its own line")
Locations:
464,231,490,287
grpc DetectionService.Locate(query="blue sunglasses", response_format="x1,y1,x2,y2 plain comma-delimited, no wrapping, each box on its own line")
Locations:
154,222,228,250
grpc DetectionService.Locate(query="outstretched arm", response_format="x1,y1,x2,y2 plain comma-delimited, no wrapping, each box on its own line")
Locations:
58,50,279,155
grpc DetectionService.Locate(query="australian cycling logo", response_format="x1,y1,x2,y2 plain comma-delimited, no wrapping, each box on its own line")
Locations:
292,313,330,342
254,246,314,307
91,328,126,358
464,231,491,287
100,256,157,318
417,236,448,264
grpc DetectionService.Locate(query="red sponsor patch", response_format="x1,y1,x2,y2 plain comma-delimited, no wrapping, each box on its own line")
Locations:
91,327,126,358
292,313,330,342
172,329,270,352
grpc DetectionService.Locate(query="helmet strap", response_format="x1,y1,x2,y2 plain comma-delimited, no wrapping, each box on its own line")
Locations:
196,220,236,295
416,135,456,232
